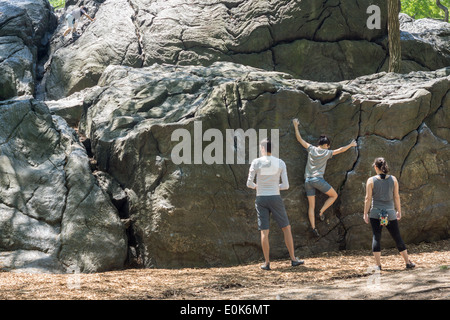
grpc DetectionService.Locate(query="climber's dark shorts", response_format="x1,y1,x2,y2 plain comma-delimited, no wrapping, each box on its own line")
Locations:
255,195,290,231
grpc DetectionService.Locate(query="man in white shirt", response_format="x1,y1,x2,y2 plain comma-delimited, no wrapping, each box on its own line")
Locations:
247,139,304,270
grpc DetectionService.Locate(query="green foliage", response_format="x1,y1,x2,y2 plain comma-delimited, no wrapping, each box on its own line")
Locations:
48,0,65,10
401,0,450,19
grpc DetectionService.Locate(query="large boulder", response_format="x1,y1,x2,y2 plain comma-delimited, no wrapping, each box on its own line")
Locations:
45,0,390,98
133,0,388,79
75,63,449,267
1,0,448,271
44,0,143,100
43,0,450,99
0,0,57,100
0,97,127,273
378,13,450,73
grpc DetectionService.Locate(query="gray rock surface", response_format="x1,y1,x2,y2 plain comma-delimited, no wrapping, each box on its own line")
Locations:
43,0,450,99
0,0,56,100
76,63,449,267
0,97,127,273
378,13,450,73
0,0,449,271
44,0,142,99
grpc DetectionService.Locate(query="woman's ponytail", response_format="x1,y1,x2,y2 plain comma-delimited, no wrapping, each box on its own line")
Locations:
373,157,389,174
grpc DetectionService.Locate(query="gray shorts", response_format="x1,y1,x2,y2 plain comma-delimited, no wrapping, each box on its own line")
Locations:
255,195,290,230
305,177,332,196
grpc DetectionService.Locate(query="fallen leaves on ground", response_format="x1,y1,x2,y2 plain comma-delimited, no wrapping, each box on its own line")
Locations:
0,239,448,300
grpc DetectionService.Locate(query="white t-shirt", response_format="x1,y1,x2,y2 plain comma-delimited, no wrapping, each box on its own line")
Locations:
247,155,289,196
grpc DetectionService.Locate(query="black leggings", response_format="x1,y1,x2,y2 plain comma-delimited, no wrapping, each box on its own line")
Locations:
370,218,407,252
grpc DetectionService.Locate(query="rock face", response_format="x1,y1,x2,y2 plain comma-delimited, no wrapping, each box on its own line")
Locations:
45,0,142,100
0,97,127,273
398,13,450,71
0,1,127,273
0,0,449,271
76,63,449,267
0,0,57,100
43,0,450,99
133,0,388,78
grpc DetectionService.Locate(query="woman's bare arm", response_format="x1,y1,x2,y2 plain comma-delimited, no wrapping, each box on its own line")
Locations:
363,178,373,224
392,176,401,220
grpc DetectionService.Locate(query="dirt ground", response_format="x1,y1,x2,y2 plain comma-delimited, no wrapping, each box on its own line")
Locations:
0,240,448,300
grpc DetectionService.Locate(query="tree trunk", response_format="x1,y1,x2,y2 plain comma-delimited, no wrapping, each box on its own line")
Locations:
388,0,401,73
436,0,449,22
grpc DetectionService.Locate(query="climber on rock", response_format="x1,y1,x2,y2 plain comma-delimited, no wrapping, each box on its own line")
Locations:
63,6,95,37
292,118,357,237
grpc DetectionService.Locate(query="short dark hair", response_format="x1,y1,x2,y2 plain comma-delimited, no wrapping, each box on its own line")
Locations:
260,138,271,153
318,135,330,146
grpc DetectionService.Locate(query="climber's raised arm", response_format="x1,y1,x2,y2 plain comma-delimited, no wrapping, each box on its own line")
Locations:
292,118,310,149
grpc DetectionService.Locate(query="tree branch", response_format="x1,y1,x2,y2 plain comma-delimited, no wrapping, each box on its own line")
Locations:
436,0,449,22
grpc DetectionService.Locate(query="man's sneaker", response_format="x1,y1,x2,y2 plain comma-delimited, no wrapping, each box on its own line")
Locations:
406,261,416,269
260,263,271,271
312,228,320,237
291,259,304,267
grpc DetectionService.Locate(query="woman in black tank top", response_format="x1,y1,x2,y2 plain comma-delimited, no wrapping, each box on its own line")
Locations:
363,157,415,270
